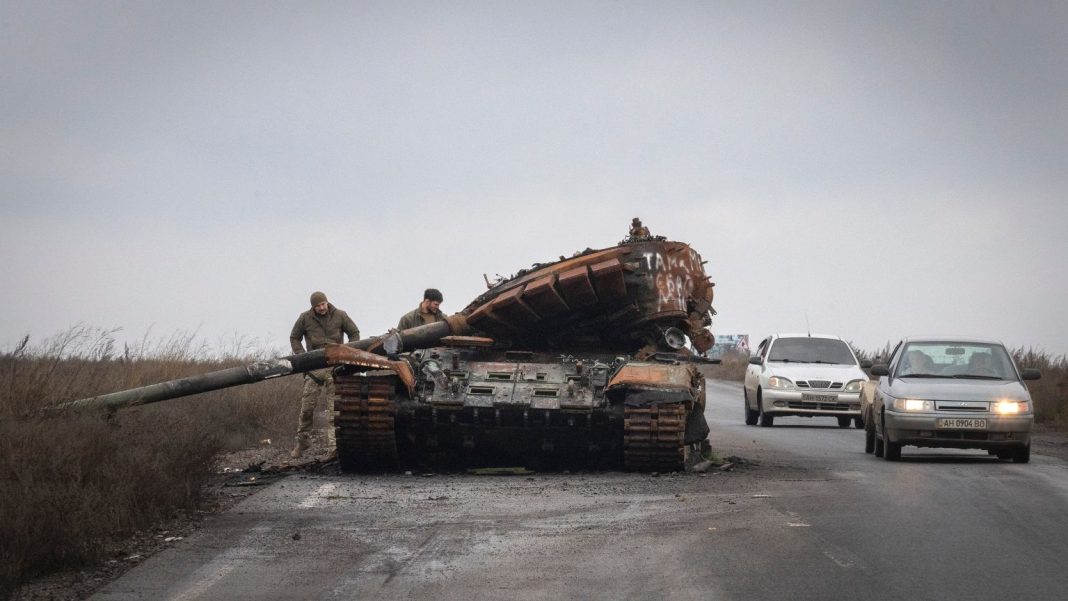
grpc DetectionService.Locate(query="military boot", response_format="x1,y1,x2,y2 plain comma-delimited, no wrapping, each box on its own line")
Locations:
290,438,310,459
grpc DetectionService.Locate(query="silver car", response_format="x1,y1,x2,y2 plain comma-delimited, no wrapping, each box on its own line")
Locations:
867,337,1040,462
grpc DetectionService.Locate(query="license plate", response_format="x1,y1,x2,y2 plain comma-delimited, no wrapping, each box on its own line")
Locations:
801,393,838,402
937,418,987,429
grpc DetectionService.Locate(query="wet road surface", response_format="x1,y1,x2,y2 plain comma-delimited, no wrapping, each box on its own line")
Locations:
93,379,1068,600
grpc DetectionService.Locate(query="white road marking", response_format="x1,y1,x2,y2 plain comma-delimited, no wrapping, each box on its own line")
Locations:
165,524,274,601
298,482,340,508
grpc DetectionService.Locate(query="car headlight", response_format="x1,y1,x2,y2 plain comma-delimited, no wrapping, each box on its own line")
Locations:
843,379,865,393
767,376,795,390
993,400,1029,414
892,398,933,412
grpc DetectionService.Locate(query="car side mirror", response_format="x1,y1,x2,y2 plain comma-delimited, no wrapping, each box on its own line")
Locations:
870,364,889,376
1021,368,1041,381
860,360,872,369
749,356,763,365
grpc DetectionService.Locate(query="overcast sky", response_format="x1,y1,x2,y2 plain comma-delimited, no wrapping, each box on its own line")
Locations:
2,1,1066,359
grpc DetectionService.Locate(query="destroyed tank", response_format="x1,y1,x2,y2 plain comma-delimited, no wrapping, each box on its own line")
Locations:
65,220,717,472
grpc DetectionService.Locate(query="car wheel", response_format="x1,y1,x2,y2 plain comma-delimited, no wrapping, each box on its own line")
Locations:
873,413,884,457
758,394,774,427
883,418,901,461
1013,444,1031,464
995,450,1013,461
864,427,875,454
854,416,864,429
884,440,902,461
744,390,759,426
837,416,851,428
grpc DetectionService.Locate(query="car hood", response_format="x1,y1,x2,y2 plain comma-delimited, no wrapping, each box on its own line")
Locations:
765,363,867,382
886,378,1031,401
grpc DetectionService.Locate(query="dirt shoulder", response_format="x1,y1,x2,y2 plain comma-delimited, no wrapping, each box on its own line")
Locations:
1032,424,1068,462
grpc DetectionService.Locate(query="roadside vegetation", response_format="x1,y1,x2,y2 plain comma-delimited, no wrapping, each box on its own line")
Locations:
0,327,300,599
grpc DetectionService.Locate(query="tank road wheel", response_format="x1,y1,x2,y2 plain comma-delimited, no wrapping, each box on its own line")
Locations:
333,370,400,472
624,403,687,472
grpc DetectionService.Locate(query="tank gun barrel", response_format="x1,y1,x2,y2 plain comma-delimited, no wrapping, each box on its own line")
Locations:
59,316,471,412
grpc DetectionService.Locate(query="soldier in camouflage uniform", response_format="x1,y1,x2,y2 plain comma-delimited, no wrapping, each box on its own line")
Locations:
397,288,446,330
290,291,360,459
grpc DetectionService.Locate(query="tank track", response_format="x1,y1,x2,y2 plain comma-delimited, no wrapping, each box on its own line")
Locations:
623,403,687,472
333,370,400,472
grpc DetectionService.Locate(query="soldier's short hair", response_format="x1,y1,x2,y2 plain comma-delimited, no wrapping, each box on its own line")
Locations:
423,288,443,302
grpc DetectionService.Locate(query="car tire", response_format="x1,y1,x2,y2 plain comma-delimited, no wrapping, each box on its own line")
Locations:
758,395,774,427
1013,444,1031,464
883,418,902,461
884,440,902,461
873,414,884,458
854,416,864,429
744,390,759,426
864,427,875,454
837,416,851,428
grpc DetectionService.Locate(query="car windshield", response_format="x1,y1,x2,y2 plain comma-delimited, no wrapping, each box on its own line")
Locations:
767,338,856,365
897,342,1015,379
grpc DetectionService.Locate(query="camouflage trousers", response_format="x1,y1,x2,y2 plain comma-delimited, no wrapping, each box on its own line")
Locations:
295,368,335,448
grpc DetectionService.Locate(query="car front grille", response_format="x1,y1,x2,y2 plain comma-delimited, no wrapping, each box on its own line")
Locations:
796,380,842,390
934,401,989,412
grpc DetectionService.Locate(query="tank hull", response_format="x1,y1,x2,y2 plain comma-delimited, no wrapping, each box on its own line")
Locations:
332,347,707,472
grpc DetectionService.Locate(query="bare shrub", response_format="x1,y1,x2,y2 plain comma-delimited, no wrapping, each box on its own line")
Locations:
1011,348,1068,429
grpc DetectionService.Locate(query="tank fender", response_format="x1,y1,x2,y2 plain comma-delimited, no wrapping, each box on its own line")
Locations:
324,344,416,394
605,362,698,406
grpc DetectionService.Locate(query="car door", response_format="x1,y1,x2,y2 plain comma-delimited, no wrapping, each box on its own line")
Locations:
874,341,903,431
744,337,770,404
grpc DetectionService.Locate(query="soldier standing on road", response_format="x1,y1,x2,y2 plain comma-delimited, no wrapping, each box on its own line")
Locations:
397,288,446,330
290,291,360,460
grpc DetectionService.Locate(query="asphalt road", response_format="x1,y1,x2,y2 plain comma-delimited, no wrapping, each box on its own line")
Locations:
93,379,1068,600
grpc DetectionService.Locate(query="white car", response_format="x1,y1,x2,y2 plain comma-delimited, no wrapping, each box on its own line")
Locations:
743,334,871,428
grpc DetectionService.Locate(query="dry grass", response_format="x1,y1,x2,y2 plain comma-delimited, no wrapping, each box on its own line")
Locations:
0,327,301,598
